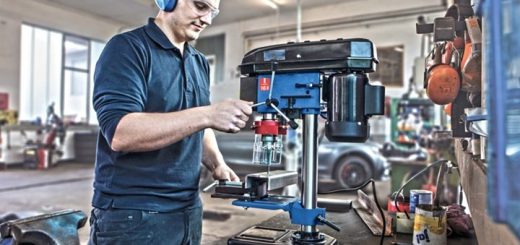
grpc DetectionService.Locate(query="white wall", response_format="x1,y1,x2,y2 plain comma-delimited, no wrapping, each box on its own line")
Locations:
0,0,448,110
0,14,21,111
202,0,446,101
0,0,123,111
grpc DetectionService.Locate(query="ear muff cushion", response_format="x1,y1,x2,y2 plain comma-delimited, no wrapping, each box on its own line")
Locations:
426,65,460,105
155,0,177,12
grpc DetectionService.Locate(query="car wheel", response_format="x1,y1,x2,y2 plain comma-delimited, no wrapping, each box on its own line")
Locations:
334,155,372,188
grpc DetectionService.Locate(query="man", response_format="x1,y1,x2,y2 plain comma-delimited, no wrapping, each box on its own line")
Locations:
89,0,251,244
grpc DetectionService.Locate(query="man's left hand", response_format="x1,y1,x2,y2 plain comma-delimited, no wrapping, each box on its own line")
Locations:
212,164,240,182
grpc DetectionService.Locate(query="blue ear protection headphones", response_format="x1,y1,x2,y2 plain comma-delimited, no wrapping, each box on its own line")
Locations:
155,0,178,12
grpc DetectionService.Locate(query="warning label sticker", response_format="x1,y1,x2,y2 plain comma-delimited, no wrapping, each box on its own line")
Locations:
259,78,270,91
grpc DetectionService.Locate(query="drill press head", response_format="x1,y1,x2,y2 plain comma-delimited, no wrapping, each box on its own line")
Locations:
240,39,386,152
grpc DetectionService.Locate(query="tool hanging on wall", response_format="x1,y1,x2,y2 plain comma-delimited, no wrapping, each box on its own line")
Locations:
416,0,480,138
425,42,461,105
416,0,474,42
461,17,482,94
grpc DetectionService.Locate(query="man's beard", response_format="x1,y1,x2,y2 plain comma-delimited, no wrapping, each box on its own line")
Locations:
186,30,199,41
186,22,203,41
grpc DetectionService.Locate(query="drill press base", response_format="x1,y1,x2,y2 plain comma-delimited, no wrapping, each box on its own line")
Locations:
228,226,337,245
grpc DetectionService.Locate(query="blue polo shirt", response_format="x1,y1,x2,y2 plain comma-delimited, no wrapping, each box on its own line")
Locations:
91,18,210,212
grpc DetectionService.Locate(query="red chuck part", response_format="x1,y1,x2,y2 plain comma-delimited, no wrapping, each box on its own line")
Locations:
254,120,279,135
278,124,288,135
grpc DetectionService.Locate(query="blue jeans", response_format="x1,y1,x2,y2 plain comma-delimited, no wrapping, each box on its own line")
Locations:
88,206,202,245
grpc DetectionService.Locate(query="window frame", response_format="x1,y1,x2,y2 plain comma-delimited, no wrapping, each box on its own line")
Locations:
61,33,92,123
370,45,405,87
20,22,105,124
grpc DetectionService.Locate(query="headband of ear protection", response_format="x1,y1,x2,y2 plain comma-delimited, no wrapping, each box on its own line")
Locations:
155,0,178,12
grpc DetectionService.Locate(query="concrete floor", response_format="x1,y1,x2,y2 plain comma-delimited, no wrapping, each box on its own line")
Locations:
0,163,390,244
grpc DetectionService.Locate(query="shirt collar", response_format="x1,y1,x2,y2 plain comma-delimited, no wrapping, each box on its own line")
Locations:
144,18,196,56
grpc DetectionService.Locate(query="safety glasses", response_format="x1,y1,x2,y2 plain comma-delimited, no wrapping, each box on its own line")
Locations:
189,0,220,20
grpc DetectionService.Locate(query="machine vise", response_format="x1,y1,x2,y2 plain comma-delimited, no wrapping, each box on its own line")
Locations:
0,210,87,245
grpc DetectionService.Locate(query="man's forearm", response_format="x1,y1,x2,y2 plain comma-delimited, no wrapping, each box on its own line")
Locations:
111,106,211,152
201,129,239,181
201,128,225,172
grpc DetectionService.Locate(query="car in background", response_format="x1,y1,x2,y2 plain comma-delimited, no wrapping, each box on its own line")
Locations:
212,128,389,189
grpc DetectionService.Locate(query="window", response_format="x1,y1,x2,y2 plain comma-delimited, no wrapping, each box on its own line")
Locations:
63,35,89,123
20,24,105,124
89,42,105,125
370,45,404,87
20,25,62,121
194,34,225,85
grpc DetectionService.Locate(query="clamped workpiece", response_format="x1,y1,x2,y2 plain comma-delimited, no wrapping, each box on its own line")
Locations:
213,39,385,244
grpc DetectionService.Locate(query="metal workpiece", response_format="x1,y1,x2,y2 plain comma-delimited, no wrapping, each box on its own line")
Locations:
302,114,319,235
246,170,298,192
317,198,353,213
212,180,246,198
0,209,87,245
212,171,298,200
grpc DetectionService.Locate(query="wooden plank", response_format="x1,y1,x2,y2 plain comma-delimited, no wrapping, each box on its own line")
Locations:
455,141,519,245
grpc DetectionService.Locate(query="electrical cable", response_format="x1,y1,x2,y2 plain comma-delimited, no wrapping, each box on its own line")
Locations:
318,178,374,194
318,179,386,245
393,159,449,219
371,179,386,245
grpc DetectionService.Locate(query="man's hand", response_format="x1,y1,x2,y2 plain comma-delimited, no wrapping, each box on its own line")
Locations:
212,163,240,182
208,99,252,133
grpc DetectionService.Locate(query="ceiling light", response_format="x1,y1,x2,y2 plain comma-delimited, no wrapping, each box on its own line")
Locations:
394,47,404,52
263,0,279,10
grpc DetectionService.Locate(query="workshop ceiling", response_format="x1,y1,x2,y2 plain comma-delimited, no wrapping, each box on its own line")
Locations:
31,0,353,27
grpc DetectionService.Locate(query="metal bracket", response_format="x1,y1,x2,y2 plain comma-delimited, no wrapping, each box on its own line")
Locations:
233,199,328,227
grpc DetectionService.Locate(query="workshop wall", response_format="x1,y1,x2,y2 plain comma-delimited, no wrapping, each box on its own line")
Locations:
0,0,449,108
0,0,123,111
0,15,20,113
202,0,446,101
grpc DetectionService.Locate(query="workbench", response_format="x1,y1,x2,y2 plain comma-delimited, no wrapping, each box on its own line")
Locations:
218,210,478,245
0,124,99,167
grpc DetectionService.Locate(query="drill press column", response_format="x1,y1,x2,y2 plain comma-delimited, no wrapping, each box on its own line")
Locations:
302,114,319,235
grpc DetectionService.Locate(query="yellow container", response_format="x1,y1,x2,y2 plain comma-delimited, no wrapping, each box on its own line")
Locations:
412,204,447,245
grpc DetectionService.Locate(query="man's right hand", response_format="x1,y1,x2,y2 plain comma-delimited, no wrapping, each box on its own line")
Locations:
207,99,253,133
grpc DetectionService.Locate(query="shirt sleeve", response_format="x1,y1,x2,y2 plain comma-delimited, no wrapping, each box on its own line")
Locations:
93,34,148,145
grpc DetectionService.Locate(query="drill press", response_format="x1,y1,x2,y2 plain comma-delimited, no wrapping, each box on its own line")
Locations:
213,38,385,244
